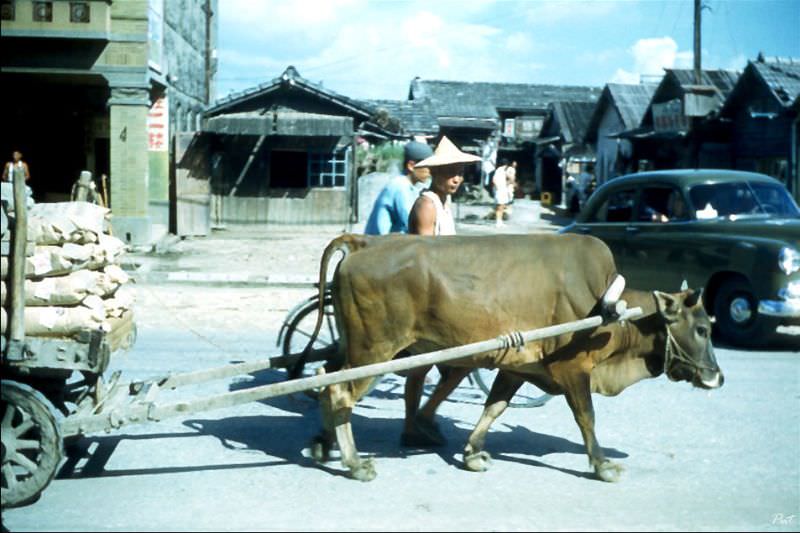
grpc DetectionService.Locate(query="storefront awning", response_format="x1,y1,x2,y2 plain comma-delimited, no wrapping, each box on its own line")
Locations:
204,111,353,137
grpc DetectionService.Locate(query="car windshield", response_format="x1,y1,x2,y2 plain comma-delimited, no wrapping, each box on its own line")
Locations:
688,181,799,219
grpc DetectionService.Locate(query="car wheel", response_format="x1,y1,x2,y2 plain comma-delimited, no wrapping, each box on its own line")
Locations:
713,278,778,348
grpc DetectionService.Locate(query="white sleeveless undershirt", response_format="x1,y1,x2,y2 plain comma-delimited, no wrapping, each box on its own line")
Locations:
421,190,456,236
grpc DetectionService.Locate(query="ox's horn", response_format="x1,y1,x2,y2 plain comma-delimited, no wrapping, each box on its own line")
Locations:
684,288,703,308
680,279,689,291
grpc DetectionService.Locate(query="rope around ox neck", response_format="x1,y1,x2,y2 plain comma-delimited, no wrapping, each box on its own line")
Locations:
663,325,716,381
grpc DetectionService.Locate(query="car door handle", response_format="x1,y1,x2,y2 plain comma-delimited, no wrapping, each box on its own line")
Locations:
626,226,640,234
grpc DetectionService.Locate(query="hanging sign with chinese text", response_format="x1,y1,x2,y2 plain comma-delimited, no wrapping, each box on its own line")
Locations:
147,96,169,152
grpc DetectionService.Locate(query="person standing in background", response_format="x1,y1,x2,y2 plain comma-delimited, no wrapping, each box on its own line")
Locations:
364,141,433,235
2,150,30,182
505,160,517,215
492,159,510,227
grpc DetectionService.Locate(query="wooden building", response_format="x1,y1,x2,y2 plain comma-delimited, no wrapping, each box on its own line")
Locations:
584,83,657,185
201,66,399,225
621,68,739,171
1,0,218,245
718,55,800,200
535,101,598,205
407,77,600,191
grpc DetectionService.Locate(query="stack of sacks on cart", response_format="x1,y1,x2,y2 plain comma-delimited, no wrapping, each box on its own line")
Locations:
0,201,134,342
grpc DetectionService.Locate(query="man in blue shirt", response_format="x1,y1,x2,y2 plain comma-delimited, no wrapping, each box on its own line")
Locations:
363,141,433,235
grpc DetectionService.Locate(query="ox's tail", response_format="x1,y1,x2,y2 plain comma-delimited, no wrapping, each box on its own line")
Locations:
287,233,370,380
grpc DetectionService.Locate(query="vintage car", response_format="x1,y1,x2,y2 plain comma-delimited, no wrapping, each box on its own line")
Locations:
560,169,799,347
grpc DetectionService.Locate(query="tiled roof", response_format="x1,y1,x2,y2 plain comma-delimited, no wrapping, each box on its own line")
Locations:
364,98,439,136
751,57,800,106
409,78,601,120
206,66,374,118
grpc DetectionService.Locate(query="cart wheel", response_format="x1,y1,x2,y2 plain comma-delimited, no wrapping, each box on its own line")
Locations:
282,294,342,398
1,380,64,508
470,369,552,408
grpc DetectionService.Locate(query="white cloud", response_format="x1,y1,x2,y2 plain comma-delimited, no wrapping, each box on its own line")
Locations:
524,0,619,24
609,68,640,84
630,37,679,76
223,0,363,29
505,32,533,54
725,53,748,72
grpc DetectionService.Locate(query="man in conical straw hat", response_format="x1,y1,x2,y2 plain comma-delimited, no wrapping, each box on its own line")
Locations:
400,136,481,447
408,136,481,235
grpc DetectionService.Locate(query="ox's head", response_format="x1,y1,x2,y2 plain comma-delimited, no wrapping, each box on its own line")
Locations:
653,289,724,389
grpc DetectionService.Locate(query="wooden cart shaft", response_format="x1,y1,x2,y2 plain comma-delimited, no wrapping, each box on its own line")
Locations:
60,306,642,437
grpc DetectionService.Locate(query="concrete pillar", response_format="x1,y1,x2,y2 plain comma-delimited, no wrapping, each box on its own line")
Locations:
108,87,152,245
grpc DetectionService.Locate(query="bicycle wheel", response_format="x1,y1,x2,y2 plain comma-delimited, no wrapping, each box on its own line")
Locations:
470,368,552,408
281,294,384,398
282,294,341,391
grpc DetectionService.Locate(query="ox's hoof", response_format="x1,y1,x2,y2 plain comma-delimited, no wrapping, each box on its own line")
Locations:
595,460,624,482
350,457,377,482
463,450,493,472
310,435,332,464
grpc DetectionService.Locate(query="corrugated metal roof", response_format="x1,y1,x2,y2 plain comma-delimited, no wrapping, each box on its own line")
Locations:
409,78,601,120
666,68,739,99
364,98,439,136
752,57,800,106
606,83,658,129
551,101,598,145
584,83,657,143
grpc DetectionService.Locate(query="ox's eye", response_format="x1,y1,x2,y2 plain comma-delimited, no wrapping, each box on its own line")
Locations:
696,326,709,338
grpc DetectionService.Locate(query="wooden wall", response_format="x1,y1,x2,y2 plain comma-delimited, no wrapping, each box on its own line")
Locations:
214,188,349,224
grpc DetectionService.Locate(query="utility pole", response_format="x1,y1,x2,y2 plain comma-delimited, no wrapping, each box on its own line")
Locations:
691,0,703,169
694,0,702,85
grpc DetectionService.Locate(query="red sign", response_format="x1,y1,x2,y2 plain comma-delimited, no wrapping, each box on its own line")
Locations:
147,96,169,151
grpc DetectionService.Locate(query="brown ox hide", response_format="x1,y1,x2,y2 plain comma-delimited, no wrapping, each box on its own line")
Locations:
307,233,722,482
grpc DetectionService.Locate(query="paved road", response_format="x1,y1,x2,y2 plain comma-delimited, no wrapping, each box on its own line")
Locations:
5,202,799,531
4,282,799,532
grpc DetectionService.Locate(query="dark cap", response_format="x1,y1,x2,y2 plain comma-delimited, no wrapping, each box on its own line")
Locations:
403,141,433,164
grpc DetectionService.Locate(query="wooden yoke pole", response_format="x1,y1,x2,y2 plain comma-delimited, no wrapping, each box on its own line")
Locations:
61,307,642,436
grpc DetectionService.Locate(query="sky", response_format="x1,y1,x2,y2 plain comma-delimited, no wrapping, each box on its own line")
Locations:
215,0,800,102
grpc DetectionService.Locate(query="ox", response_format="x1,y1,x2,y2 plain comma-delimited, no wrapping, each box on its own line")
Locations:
304,233,723,482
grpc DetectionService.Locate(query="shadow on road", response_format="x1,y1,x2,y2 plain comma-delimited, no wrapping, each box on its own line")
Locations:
55,397,626,485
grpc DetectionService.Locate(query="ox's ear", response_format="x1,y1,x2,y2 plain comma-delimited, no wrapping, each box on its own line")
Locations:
684,288,703,308
654,291,681,323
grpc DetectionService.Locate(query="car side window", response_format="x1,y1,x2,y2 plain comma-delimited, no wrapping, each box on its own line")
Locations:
590,188,636,222
638,187,672,222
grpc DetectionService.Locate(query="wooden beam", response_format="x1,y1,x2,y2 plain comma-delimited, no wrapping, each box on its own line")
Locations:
229,134,267,197
7,166,28,361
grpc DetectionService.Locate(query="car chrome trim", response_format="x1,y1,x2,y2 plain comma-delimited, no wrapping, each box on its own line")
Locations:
758,298,800,318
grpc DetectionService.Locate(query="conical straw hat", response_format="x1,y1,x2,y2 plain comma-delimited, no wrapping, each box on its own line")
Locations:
414,136,482,168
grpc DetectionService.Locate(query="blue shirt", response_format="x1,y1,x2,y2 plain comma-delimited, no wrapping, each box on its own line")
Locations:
364,176,421,235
